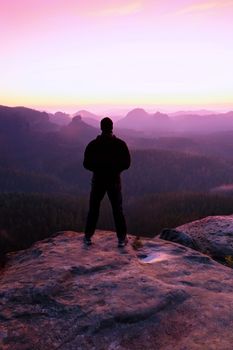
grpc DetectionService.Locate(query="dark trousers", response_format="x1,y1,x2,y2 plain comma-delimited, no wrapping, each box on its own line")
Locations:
85,176,127,240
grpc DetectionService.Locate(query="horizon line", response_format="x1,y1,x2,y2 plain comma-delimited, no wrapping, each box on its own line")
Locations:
2,102,233,117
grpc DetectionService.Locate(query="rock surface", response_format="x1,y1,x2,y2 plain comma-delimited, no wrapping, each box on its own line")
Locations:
160,229,198,250
0,230,233,350
170,215,233,262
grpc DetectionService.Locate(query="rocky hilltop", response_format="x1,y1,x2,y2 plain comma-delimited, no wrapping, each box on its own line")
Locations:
0,218,233,349
161,215,233,264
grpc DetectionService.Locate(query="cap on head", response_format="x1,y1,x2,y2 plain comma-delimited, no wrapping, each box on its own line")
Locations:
100,117,113,132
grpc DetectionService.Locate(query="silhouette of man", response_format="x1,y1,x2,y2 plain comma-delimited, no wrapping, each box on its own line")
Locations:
83,117,131,247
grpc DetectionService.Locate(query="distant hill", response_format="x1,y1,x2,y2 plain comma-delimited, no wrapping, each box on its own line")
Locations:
0,105,58,132
116,108,172,134
82,117,99,128
169,110,215,117
49,111,71,126
60,115,98,144
125,129,233,164
74,110,100,120
73,110,101,128
116,108,233,135
116,108,150,130
0,107,99,193
171,111,233,134
126,135,201,154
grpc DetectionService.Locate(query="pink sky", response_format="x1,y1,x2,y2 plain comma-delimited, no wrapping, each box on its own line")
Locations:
1,0,233,113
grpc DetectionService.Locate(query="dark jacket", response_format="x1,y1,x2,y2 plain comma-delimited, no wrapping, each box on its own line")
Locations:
83,134,131,176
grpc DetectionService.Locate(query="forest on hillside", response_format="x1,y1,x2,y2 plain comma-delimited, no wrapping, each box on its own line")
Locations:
1,192,233,256
1,149,233,196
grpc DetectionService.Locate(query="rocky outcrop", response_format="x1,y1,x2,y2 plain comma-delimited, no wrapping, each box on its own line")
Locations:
160,228,198,250
160,215,233,263
0,230,233,350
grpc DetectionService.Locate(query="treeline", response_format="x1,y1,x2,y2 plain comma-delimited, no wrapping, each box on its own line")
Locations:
124,192,233,235
1,192,233,258
0,193,87,257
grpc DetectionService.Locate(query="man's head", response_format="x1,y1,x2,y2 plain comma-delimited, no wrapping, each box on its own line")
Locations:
100,117,113,133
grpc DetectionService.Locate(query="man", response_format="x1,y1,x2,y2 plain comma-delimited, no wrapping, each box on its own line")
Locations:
83,117,131,247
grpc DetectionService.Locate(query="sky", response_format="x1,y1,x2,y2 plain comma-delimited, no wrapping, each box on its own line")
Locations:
0,0,233,113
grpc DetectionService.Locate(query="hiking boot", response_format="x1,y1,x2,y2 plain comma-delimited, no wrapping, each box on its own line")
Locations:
83,236,92,246
118,237,128,248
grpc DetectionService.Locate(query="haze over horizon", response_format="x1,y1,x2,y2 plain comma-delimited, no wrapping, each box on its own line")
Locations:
1,0,233,113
